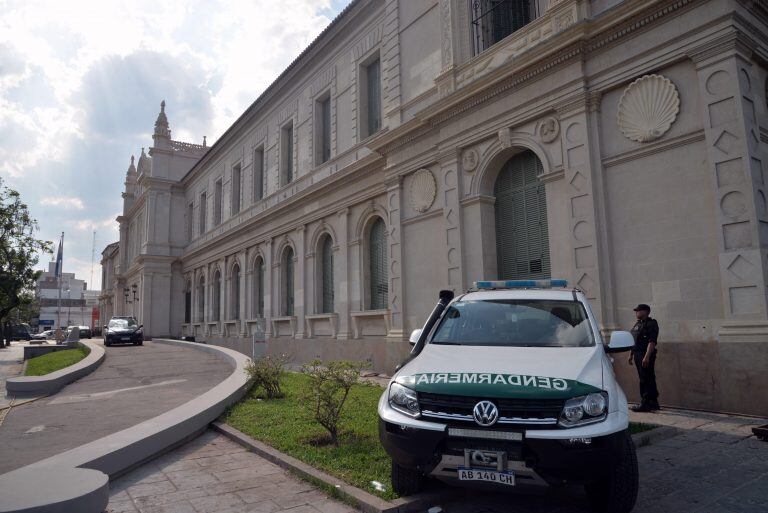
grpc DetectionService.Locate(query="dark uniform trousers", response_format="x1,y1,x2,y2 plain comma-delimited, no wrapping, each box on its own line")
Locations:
631,317,660,407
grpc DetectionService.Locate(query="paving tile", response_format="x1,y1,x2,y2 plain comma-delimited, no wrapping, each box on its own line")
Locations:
127,480,177,499
132,488,209,509
138,500,198,513
189,492,245,513
107,500,138,513
213,464,283,483
164,468,220,490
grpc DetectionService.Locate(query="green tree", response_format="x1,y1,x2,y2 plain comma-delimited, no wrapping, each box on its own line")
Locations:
0,178,52,328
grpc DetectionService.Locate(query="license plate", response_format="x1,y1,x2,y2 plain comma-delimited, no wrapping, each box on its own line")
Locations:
458,468,515,486
121,337,130,341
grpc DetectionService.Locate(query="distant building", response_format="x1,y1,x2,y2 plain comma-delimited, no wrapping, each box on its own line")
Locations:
102,0,768,416
98,241,120,327
36,262,92,329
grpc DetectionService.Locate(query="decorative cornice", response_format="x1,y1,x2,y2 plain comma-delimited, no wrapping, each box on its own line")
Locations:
602,130,706,168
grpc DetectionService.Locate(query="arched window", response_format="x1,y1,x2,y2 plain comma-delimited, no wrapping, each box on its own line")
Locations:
319,234,334,313
494,150,550,280
231,264,240,320
184,280,191,324
369,217,388,310
252,257,265,317
282,247,295,316
213,270,222,321
197,276,205,322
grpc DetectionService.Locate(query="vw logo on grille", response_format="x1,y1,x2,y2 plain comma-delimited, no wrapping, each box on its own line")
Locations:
472,400,499,427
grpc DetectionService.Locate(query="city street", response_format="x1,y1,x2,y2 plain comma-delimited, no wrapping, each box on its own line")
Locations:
0,339,231,474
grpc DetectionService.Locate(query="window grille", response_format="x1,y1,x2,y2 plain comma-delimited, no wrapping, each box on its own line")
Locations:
366,59,381,136
320,97,331,164
369,218,388,310
283,248,294,316
471,0,537,55
184,283,191,324
197,277,205,321
213,271,221,321
232,265,240,320
253,258,265,316
321,236,334,313
494,150,550,280
253,148,264,201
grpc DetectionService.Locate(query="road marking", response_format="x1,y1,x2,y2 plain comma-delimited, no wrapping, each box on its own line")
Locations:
25,425,46,434
48,379,188,405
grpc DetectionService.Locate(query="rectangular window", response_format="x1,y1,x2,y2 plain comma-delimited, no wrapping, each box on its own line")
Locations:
214,179,222,225
199,192,207,235
361,58,381,138
281,122,294,185
315,95,331,165
231,164,241,215
186,202,194,241
471,0,537,55
253,147,264,201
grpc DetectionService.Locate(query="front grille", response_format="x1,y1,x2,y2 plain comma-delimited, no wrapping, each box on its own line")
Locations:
418,392,564,427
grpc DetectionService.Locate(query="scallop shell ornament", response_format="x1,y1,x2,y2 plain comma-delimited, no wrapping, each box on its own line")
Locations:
617,74,680,143
409,169,437,213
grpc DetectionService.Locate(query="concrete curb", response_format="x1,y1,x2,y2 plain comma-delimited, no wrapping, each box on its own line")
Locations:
0,339,251,513
214,421,677,513
6,340,105,397
213,422,462,513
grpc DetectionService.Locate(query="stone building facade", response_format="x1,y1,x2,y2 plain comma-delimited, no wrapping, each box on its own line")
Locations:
104,0,768,416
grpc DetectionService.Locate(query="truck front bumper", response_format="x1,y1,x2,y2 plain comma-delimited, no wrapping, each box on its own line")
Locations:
379,411,628,485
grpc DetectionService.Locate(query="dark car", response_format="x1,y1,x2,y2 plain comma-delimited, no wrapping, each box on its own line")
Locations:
9,324,32,341
104,317,143,346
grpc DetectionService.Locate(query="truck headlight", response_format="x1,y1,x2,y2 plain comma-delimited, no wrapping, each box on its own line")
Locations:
559,392,608,428
388,383,420,417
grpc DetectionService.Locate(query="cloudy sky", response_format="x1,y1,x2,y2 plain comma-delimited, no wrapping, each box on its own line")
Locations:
0,0,349,290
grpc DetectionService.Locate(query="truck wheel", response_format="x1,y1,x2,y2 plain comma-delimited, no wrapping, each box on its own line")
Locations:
585,431,638,513
391,460,425,496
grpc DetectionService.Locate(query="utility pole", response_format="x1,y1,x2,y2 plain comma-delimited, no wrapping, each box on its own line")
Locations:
90,230,96,292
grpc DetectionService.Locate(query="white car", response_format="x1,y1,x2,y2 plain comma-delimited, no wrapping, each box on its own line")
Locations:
378,280,638,513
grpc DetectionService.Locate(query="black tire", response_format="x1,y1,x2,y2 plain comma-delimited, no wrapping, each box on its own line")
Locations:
391,460,425,496
104,341,111,347
585,431,639,513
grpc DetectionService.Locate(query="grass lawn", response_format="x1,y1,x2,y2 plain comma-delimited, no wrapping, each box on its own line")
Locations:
24,345,90,376
223,372,656,500
223,372,396,499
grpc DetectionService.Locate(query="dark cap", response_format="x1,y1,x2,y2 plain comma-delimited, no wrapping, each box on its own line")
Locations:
633,303,651,312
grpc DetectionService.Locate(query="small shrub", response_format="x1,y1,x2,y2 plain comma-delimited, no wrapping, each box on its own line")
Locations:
245,353,289,399
301,359,369,445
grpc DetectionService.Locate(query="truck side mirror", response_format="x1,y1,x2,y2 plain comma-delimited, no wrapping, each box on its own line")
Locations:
408,329,422,346
607,331,634,353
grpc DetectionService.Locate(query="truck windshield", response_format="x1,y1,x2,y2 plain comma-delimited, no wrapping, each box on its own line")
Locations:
430,299,595,347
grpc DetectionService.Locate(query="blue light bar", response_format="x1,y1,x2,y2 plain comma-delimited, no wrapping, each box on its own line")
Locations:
474,279,569,289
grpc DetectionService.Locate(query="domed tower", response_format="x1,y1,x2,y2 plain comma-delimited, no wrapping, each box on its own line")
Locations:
122,155,138,210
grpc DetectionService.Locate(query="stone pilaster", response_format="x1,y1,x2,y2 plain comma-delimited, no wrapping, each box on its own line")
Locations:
385,177,404,339
264,240,273,337
439,150,465,291
556,97,613,327
336,208,351,339
295,226,306,338
692,40,768,328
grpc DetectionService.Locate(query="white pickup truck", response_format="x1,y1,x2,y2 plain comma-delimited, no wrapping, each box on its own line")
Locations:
378,280,638,513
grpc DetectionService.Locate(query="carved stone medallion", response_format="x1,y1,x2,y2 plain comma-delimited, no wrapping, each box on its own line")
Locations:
617,74,680,143
462,148,479,172
409,169,437,213
538,117,560,143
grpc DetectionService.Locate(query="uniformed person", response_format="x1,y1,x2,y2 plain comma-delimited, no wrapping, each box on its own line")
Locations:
628,304,660,412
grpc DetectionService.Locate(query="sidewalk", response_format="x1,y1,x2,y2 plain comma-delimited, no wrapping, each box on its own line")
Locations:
108,406,768,513
0,344,25,410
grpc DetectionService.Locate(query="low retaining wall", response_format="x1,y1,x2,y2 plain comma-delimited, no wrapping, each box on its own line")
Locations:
7,340,105,397
23,344,72,360
204,335,411,375
0,339,251,513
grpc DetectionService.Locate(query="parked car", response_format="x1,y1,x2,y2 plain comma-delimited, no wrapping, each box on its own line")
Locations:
8,324,32,341
103,317,143,346
76,325,92,339
31,329,55,340
379,280,638,513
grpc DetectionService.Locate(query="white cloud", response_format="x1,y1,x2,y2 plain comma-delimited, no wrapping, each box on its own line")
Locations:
40,197,85,210
1,0,346,292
